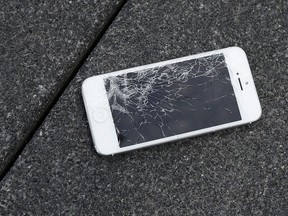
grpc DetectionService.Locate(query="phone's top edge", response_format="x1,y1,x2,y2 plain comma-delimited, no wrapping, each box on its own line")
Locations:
88,46,247,79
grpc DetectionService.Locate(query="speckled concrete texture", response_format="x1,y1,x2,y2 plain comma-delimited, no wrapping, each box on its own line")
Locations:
0,0,122,171
1,0,287,215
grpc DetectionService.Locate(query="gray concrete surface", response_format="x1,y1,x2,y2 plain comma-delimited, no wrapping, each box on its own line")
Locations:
1,0,288,215
0,0,123,171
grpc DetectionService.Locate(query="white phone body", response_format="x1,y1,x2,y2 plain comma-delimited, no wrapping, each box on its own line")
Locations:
82,47,261,155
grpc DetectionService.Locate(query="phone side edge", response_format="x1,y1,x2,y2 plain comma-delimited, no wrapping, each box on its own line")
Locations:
225,46,262,124
81,76,116,156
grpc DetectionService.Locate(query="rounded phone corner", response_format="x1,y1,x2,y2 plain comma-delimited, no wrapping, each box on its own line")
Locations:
230,46,248,57
247,103,262,124
230,46,245,52
82,76,95,92
253,105,262,122
94,143,114,156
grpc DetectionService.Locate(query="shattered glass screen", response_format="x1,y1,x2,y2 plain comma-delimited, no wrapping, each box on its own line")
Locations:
104,54,241,147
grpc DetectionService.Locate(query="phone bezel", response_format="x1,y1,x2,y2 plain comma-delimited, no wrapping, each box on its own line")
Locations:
82,47,262,155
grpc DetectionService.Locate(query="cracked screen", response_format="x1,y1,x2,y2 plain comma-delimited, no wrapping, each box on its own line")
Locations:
104,54,241,147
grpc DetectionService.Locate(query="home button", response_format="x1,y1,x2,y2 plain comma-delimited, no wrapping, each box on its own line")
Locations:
93,108,108,123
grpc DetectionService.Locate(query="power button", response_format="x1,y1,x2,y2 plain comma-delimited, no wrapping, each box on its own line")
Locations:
93,108,108,123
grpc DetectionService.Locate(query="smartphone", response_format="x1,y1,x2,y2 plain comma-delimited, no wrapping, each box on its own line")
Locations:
82,47,261,155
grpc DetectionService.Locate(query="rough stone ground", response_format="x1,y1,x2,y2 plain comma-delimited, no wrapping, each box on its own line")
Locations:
0,0,287,215
0,0,123,172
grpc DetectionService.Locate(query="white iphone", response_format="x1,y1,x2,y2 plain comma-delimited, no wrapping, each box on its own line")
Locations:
82,47,261,155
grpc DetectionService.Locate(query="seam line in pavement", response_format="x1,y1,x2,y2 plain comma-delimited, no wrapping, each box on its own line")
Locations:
0,0,128,182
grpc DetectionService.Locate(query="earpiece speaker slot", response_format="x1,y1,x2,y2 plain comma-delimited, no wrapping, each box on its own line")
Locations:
238,78,243,91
